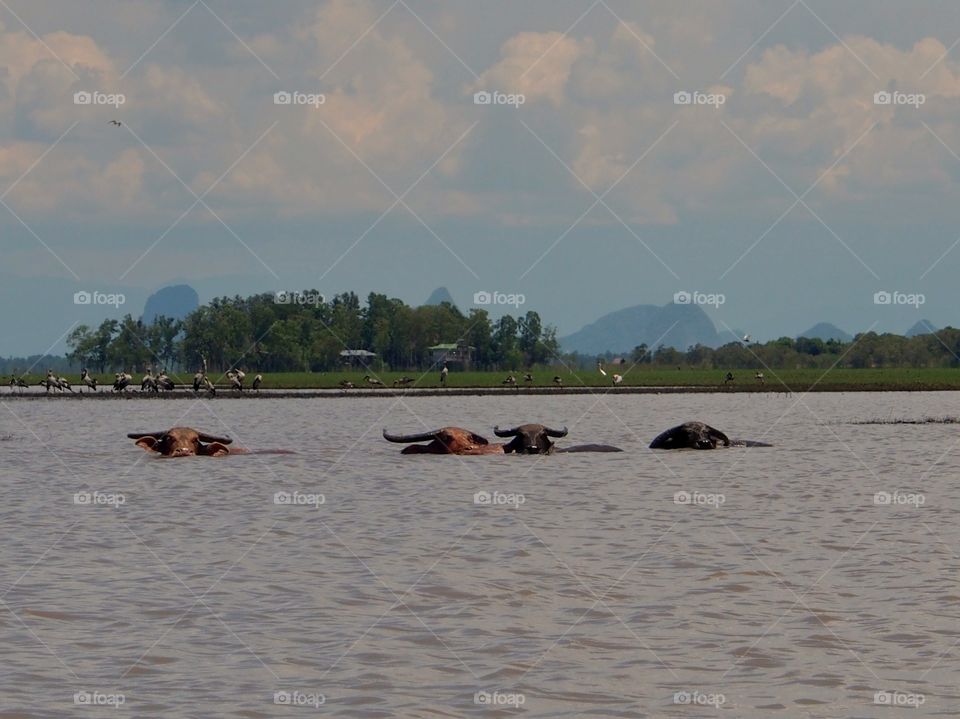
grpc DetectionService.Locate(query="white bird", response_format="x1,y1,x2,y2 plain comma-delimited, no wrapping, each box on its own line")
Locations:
227,370,243,392
56,374,73,392
598,362,607,377
742,334,751,343
141,369,157,392
156,370,175,391
440,364,449,386
113,372,132,392
502,374,517,386
202,375,216,395
80,369,98,392
612,374,623,386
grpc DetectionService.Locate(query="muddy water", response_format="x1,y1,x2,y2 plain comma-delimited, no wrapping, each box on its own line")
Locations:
0,391,957,717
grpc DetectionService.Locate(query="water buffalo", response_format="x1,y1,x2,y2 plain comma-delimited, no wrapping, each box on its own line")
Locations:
383,427,504,455
649,421,771,450
128,427,241,457
494,424,623,453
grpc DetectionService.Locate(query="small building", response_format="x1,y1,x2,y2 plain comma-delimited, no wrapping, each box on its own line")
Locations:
340,349,377,367
429,341,474,369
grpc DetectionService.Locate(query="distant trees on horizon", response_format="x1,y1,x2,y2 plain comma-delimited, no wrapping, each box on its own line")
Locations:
1,290,959,376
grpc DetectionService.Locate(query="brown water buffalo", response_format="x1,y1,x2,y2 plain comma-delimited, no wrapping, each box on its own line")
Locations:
382,427,505,455
128,427,241,457
494,424,623,453
649,421,771,449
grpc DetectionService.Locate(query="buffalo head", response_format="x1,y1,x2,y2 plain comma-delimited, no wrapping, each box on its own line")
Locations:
494,423,568,454
382,427,503,455
128,427,234,457
649,421,730,450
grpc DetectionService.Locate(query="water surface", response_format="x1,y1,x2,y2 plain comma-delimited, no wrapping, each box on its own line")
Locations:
1,391,957,717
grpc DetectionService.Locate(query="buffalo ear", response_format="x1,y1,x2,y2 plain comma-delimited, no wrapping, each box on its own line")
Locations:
201,442,231,457
134,436,161,453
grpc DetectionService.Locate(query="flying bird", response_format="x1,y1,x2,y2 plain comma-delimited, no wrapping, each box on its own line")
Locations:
108,120,122,127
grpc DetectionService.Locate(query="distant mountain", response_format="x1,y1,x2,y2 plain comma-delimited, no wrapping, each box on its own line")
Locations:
905,319,937,337
142,284,199,324
797,322,852,342
560,302,722,355
424,286,456,306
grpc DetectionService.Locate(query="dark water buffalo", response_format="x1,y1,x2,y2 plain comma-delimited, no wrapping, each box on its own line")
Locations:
383,427,505,455
494,424,623,453
649,421,771,450
128,427,241,457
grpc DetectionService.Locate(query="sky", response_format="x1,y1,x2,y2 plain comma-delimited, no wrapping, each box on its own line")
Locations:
3,0,960,356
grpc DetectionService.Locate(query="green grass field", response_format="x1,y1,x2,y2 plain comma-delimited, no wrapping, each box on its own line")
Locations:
25,367,960,391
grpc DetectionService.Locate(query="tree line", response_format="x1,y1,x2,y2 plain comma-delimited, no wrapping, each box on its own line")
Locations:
59,291,561,374
2,290,958,376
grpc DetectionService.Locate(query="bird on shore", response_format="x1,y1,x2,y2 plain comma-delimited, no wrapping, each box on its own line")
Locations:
364,375,384,387
8,375,28,393
80,369,98,392
339,379,354,389
612,374,623,386
524,372,534,384
201,375,216,396
440,363,449,386
193,368,204,392
227,370,243,392
724,372,735,385
598,362,607,377
43,369,61,393
755,371,765,385
252,373,262,391
156,369,175,391
393,376,414,387
141,368,157,393
55,373,73,392
503,374,517,386
113,372,132,392
553,376,563,386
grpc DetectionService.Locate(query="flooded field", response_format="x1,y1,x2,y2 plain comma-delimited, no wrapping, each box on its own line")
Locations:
0,391,956,717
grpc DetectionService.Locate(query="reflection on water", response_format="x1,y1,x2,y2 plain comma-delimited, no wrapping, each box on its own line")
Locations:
0,391,958,717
